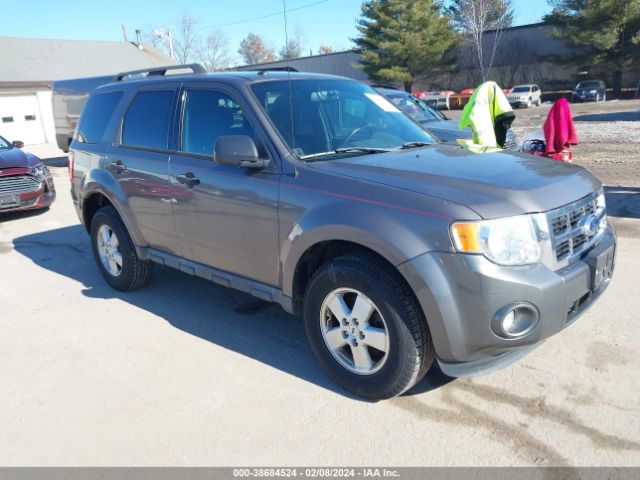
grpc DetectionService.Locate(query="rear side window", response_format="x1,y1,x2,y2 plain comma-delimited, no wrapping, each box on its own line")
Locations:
122,90,174,150
77,92,123,144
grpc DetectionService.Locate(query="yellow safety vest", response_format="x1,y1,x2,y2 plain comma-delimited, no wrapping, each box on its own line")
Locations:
459,81,513,149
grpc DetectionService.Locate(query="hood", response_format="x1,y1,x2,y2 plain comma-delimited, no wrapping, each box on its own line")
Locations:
309,144,601,219
0,148,41,170
422,121,473,143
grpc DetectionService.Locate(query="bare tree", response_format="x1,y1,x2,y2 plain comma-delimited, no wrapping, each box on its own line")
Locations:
318,44,334,55
197,29,231,71
173,12,200,64
448,0,513,82
238,33,276,65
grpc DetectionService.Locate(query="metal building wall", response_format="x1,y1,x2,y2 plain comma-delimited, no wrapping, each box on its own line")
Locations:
234,51,368,82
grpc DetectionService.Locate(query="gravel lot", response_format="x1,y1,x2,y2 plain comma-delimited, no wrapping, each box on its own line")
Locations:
448,99,640,186
1,104,639,468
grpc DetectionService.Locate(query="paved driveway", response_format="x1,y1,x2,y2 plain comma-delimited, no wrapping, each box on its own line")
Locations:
1,158,639,467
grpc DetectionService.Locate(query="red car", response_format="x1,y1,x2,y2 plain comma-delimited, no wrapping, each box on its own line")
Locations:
0,135,56,213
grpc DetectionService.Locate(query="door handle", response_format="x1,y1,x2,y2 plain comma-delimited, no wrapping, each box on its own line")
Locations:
176,172,200,188
110,160,127,174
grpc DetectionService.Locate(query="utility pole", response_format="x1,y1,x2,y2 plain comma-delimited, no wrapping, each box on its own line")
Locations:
154,28,175,60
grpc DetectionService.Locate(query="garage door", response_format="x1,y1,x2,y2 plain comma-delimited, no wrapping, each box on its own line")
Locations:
0,94,46,145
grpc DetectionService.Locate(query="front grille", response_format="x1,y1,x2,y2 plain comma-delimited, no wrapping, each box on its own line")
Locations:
546,192,603,266
0,175,40,196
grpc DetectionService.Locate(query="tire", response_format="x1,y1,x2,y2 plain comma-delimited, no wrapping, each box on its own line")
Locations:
602,93,606,102
90,205,152,291
526,98,532,108
303,254,435,400
535,98,541,107
595,93,600,102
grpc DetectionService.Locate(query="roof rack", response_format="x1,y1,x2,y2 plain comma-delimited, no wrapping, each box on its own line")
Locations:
113,63,206,82
256,66,299,74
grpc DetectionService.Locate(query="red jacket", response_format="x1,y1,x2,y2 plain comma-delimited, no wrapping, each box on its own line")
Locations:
544,98,578,154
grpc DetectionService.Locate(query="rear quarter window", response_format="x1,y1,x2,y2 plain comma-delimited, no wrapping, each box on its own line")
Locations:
76,91,123,144
122,90,175,150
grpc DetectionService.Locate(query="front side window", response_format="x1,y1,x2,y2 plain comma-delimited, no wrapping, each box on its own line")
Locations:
251,79,434,160
77,91,122,144
122,90,174,150
181,90,255,156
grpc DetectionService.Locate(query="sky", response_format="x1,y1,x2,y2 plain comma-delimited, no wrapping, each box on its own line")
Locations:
1,0,551,63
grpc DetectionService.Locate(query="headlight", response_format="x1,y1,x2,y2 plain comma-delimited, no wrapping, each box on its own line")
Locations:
589,90,597,94
451,215,541,266
31,164,50,180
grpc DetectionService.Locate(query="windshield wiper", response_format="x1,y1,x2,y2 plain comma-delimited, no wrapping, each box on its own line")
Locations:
334,147,394,154
398,142,434,150
301,147,393,160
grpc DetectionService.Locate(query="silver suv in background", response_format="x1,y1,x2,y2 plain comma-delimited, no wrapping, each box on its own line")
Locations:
69,65,616,399
507,84,542,108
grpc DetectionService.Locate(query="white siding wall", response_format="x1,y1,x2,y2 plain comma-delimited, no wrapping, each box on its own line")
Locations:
0,88,55,145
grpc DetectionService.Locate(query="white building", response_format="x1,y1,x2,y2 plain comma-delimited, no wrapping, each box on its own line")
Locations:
0,37,174,145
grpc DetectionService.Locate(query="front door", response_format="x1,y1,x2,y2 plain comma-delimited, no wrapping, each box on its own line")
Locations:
169,87,280,286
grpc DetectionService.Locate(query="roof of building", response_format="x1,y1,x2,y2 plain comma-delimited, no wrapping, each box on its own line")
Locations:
0,36,175,83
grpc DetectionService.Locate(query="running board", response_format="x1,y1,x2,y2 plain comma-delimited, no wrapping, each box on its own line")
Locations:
138,247,294,314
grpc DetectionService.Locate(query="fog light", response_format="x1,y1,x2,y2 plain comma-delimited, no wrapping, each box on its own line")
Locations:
492,303,539,339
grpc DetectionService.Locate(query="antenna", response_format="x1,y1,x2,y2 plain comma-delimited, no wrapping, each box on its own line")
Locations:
282,0,296,154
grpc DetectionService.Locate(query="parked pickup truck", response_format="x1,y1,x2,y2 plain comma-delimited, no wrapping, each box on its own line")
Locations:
69,64,616,400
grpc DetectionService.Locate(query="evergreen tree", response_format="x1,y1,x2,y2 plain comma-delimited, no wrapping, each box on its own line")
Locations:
354,0,458,92
544,0,640,95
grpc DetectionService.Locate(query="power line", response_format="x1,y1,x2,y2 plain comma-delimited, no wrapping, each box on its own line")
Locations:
198,0,329,30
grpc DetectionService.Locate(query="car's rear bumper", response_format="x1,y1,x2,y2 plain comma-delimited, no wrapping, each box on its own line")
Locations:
398,225,616,377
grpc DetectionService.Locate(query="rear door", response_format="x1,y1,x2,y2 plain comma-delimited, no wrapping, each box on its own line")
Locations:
169,84,280,286
105,83,180,254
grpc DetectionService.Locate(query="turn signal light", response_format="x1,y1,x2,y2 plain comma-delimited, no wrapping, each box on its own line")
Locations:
451,223,481,252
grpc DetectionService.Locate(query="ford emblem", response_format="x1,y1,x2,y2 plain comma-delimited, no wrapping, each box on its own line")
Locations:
579,214,600,237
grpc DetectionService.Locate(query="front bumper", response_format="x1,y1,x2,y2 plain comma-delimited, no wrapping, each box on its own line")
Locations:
0,176,56,213
398,225,616,377
573,93,598,102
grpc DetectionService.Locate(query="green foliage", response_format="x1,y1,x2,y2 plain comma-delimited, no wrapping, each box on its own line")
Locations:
544,0,640,92
353,0,458,91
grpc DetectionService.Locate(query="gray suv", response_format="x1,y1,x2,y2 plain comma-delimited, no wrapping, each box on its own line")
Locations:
69,65,616,399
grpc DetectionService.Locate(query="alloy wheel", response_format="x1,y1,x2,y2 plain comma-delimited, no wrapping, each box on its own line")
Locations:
319,288,390,375
97,224,123,277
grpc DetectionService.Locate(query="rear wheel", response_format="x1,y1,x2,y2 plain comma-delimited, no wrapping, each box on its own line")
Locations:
90,206,152,291
303,254,434,400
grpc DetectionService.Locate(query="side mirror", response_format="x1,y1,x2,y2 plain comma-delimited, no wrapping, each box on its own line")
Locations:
12,140,24,149
214,135,268,169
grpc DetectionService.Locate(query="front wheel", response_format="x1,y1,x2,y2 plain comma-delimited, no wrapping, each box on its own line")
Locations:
303,254,435,400
90,206,152,291
526,98,532,108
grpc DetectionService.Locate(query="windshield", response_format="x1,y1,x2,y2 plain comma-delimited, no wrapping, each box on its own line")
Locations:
577,81,601,89
251,79,435,159
415,99,447,121
511,86,531,93
0,135,12,150
382,91,444,123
